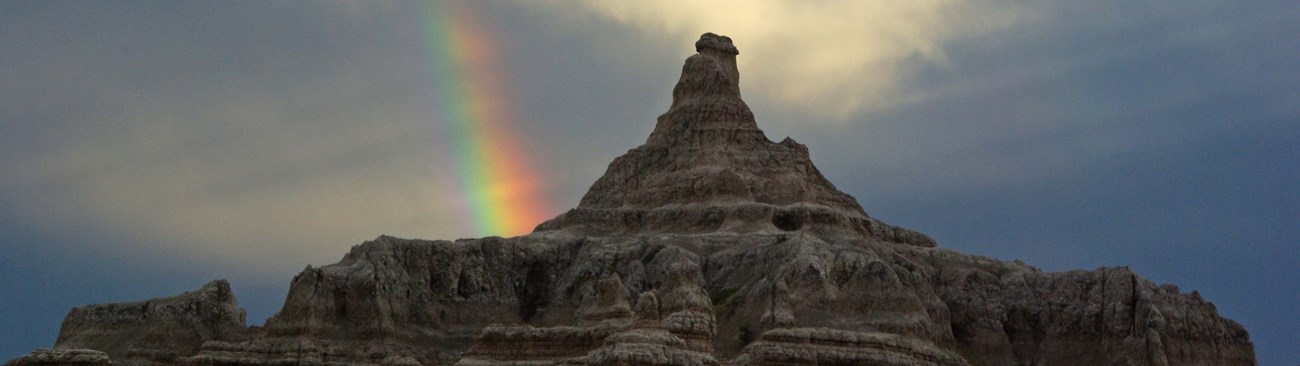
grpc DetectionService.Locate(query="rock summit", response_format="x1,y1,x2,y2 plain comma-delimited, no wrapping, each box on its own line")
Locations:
540,32,930,246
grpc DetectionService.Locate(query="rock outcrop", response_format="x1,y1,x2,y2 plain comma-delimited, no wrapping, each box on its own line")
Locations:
48,279,249,365
455,270,718,366
14,32,1255,366
940,265,1257,366
2,349,110,366
732,328,969,366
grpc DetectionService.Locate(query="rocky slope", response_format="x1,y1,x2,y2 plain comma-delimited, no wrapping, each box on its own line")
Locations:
9,33,1255,366
3,349,110,366
13,280,251,366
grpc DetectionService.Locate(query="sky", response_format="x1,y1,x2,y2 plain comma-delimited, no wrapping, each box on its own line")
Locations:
0,0,1295,364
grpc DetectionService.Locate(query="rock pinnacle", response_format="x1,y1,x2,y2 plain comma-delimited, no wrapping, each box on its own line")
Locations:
536,33,932,245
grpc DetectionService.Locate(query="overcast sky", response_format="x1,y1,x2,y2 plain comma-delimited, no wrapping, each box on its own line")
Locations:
1,1,1295,363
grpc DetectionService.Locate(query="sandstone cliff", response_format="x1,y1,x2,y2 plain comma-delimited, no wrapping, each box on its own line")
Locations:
9,33,1255,366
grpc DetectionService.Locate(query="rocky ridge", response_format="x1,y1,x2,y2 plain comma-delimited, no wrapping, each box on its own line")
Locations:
8,33,1255,366
12,280,251,366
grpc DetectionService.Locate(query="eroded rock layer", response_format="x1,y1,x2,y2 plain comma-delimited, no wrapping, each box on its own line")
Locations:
13,32,1255,366
177,232,1250,366
732,328,970,366
3,349,110,366
52,280,249,365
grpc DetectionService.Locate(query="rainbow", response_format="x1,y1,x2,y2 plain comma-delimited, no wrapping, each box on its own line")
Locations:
425,1,550,237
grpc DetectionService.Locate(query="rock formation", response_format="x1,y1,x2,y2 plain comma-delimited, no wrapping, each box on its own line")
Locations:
537,33,932,247
9,32,1255,366
13,280,250,366
2,349,110,366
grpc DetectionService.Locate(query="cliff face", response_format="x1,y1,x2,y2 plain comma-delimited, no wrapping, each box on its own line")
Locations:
42,280,249,365
10,33,1255,366
189,233,1250,366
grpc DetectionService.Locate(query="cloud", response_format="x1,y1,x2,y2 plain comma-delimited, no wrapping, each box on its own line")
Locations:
0,2,497,279
521,0,1026,118
5,75,472,278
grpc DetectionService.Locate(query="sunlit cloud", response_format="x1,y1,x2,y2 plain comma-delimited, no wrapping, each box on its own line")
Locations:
5,80,474,278
522,0,1026,118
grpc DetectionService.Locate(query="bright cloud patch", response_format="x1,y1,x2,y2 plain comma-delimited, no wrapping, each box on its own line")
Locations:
527,0,1025,118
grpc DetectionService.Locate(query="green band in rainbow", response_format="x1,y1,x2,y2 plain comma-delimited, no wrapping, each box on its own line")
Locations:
426,1,549,237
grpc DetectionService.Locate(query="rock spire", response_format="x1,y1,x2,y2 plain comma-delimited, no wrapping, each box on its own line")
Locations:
538,33,931,246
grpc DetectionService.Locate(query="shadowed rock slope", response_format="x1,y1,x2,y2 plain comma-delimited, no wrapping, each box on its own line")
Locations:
10,33,1254,366
9,280,252,366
